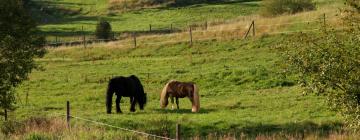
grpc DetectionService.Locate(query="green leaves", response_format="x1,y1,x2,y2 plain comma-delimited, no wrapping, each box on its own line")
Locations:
0,0,45,112
280,21,360,129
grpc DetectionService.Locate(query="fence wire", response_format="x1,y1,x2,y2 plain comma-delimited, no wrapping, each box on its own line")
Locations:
52,113,174,140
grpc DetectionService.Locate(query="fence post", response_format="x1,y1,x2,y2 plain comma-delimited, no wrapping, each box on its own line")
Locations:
170,24,173,33
133,33,137,48
26,85,29,105
205,21,208,30
149,24,152,32
176,124,180,140
4,109,7,121
82,26,86,48
323,13,326,31
189,26,193,47
66,101,70,128
252,20,255,37
55,36,58,47
243,21,254,39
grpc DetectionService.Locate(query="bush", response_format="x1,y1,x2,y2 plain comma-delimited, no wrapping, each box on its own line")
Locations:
280,25,360,129
260,0,316,17
1,120,24,135
95,20,112,40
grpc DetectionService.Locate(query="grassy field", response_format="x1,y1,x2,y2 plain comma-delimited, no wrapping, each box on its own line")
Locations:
2,0,357,139
34,0,260,39
5,34,346,139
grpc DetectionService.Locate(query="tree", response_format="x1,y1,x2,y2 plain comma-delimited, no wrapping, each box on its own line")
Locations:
0,0,46,119
95,20,112,40
280,1,360,129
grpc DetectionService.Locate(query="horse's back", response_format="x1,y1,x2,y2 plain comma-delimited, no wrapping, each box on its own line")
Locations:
167,80,195,98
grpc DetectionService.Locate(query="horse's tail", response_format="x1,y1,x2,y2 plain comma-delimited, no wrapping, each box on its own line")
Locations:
192,84,200,113
106,80,114,114
160,80,173,108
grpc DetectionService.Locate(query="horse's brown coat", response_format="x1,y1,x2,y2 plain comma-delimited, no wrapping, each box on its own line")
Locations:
160,80,200,112
166,81,195,98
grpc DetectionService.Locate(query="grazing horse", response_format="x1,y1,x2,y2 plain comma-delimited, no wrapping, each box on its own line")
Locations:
160,80,200,112
106,75,147,114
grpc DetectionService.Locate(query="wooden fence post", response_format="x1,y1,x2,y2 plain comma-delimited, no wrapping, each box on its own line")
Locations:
189,26,193,47
82,26,86,48
66,101,70,128
149,24,152,32
176,124,180,140
205,21,208,30
55,36,58,47
252,20,255,37
26,85,29,105
4,109,7,121
133,33,137,48
243,21,254,39
323,13,326,31
170,24,173,33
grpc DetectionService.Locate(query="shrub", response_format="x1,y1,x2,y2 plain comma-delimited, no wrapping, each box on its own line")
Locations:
260,0,316,17
1,120,24,135
280,23,360,129
95,20,112,40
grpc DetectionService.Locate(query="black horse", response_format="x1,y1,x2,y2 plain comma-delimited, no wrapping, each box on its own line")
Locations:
106,75,147,114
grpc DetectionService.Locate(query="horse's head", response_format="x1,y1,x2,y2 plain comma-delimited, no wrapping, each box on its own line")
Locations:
138,92,147,110
160,95,169,109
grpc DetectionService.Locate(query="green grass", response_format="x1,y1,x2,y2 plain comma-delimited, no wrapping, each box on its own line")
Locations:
9,35,344,139
33,0,260,40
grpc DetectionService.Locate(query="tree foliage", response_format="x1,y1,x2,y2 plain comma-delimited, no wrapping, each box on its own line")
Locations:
0,0,45,112
95,20,112,40
280,2,360,129
260,0,315,17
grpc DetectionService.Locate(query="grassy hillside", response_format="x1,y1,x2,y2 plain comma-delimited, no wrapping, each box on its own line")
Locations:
6,34,346,139
2,0,357,139
34,0,260,40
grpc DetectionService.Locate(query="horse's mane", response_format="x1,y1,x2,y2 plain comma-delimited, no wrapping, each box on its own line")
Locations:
129,75,147,105
192,84,200,112
160,80,176,108
106,75,146,113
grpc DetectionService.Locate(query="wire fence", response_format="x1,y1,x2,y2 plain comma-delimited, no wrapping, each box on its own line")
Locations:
45,15,341,47
51,105,176,140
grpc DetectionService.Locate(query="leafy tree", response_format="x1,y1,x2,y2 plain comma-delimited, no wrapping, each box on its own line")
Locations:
280,1,360,129
0,0,45,117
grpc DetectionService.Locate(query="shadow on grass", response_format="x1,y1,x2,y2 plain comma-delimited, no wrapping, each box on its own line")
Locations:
184,121,344,139
165,0,261,8
153,108,216,114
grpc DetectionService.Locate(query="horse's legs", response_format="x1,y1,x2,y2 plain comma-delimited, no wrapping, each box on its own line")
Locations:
176,97,179,109
115,96,122,113
170,96,174,110
130,97,136,112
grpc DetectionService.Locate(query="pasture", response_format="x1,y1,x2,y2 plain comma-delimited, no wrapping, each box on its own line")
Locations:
2,0,357,139
10,36,344,139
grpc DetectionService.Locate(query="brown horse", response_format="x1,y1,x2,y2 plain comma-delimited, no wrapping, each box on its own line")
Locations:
160,80,200,112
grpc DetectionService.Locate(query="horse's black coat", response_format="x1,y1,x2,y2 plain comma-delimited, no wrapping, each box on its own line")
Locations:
106,75,147,114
